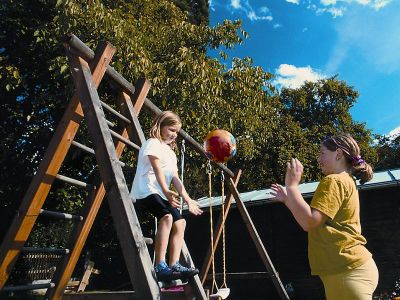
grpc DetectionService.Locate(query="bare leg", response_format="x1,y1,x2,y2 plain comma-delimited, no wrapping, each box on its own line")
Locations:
168,219,186,266
155,214,173,265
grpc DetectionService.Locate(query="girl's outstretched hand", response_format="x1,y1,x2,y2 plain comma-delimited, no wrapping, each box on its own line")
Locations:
187,199,203,216
165,189,180,208
285,158,303,187
270,184,288,203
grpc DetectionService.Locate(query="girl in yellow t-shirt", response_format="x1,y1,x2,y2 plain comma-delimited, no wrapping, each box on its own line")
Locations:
271,134,379,300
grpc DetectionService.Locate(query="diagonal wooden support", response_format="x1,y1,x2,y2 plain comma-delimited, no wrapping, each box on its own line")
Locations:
227,177,290,300
0,41,113,290
69,55,159,299
180,242,208,300
200,170,242,284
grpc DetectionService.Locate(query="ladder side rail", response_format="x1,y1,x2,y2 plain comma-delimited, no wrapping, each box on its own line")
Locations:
200,170,242,284
70,55,159,299
0,42,111,289
117,79,149,145
180,242,208,300
227,178,290,300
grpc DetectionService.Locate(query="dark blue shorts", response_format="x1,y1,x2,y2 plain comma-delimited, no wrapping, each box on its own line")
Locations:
136,194,183,222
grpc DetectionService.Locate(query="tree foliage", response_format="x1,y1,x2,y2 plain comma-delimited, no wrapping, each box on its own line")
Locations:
0,0,386,289
374,135,400,171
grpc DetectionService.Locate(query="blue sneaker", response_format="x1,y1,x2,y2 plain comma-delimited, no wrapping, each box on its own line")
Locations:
171,262,199,278
155,261,180,282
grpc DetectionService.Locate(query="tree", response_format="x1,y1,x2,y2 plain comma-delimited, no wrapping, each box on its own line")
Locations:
0,0,381,289
277,77,378,182
374,134,400,171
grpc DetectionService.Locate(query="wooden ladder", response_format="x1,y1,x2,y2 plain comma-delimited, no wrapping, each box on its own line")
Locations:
0,34,206,300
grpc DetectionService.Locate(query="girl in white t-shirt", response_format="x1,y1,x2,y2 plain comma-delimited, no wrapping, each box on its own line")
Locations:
131,111,203,282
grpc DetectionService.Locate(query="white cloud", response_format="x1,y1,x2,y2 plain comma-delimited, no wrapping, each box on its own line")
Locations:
231,0,241,9
273,64,325,89
286,0,300,4
228,0,273,22
325,3,400,74
321,0,337,5
273,23,282,29
388,126,400,139
372,0,391,10
311,0,392,17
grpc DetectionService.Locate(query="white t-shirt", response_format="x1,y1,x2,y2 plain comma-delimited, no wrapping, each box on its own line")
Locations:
130,138,178,200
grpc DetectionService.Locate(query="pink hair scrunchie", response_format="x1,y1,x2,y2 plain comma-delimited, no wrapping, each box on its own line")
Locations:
352,155,365,166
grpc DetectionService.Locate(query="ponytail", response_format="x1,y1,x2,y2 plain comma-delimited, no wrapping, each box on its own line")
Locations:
322,134,373,184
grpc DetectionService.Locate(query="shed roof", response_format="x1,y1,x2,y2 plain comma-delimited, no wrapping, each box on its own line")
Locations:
191,168,400,209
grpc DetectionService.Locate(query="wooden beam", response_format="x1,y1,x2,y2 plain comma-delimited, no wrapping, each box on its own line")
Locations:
227,178,290,300
200,170,242,284
180,242,208,300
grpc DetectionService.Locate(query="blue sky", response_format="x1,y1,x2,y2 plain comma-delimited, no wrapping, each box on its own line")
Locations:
209,0,400,137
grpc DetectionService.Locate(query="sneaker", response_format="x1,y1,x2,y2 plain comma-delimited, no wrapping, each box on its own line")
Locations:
155,261,181,282
171,262,199,278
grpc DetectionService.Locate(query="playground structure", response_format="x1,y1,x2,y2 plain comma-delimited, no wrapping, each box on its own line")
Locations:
0,34,289,299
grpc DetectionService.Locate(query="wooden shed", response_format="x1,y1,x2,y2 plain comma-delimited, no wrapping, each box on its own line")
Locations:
184,169,400,300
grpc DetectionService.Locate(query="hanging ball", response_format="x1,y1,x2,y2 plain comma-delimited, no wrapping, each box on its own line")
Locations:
203,129,237,163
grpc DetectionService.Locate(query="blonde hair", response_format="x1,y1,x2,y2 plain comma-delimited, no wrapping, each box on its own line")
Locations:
149,111,181,149
322,134,373,184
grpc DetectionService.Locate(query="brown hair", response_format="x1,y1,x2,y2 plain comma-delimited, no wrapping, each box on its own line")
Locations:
149,111,181,149
322,134,373,184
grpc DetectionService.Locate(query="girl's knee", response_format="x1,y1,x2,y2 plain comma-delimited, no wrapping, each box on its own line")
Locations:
160,214,173,225
174,219,186,230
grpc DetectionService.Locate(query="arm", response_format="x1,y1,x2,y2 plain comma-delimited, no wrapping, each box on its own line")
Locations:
171,172,203,216
275,158,328,232
148,155,180,208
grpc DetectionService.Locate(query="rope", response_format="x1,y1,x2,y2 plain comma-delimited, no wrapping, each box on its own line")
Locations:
179,139,186,213
207,161,218,294
221,170,228,289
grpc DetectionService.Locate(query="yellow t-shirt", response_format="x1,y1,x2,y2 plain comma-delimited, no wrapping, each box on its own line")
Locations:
308,173,371,275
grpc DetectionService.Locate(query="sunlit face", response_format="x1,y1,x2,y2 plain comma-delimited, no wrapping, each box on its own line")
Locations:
318,144,338,175
160,124,181,144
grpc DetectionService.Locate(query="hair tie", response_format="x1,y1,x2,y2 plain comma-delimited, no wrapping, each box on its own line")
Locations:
352,155,365,166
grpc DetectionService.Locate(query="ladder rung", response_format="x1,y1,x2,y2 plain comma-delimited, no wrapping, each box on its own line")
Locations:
71,140,136,170
144,237,153,245
71,140,95,154
100,100,131,124
22,247,70,254
106,119,116,128
40,209,83,221
2,282,55,292
110,130,140,150
56,174,90,188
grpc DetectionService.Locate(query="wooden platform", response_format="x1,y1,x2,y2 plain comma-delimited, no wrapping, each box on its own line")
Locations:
63,291,136,300
63,289,191,300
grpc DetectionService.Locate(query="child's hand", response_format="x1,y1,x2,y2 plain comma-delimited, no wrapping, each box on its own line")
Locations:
285,158,303,187
165,190,180,208
270,184,288,203
187,199,203,216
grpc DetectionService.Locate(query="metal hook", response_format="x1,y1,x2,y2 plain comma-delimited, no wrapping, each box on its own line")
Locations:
207,160,212,175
